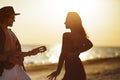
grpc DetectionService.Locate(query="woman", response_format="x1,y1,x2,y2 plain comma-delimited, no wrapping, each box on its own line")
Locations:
47,12,93,80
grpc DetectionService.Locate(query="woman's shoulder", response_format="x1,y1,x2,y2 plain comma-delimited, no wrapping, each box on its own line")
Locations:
63,32,71,36
63,32,72,39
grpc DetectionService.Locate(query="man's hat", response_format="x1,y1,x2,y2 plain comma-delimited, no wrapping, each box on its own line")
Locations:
0,6,20,16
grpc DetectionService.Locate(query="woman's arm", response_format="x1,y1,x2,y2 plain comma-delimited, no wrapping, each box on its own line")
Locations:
47,53,64,80
55,52,65,74
69,38,93,60
47,34,66,80
55,33,67,74
78,38,93,52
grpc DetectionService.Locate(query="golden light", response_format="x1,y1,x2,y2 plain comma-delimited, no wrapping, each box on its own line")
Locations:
16,0,109,45
1,0,120,46
79,52,92,61
47,44,92,63
48,44,61,63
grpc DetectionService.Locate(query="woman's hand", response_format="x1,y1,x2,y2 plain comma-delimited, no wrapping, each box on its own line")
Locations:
47,71,60,80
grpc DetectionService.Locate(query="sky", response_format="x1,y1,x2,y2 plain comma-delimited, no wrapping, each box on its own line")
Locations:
0,0,120,47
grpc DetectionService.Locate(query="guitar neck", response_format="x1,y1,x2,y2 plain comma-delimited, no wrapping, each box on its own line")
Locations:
16,46,46,58
20,52,34,57
15,52,30,58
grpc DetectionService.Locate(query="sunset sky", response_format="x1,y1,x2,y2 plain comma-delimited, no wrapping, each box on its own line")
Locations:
0,0,120,47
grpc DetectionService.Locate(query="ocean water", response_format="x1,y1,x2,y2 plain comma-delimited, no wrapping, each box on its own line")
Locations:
21,44,120,65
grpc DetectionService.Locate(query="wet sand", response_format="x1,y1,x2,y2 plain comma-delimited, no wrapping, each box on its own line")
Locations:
26,57,120,80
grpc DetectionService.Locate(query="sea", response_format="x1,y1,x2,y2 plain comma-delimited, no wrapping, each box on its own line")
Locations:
21,44,120,66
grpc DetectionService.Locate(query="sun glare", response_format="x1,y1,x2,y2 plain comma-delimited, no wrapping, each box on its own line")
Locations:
1,0,119,46
7,0,117,46
79,52,91,61
48,44,61,63
47,43,91,63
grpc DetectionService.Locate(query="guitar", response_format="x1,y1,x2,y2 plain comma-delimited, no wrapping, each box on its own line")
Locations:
3,46,47,69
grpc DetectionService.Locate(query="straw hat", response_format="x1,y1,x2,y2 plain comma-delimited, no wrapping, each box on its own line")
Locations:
0,6,20,16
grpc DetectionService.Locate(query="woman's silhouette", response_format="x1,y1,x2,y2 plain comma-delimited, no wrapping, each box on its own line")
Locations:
47,12,93,80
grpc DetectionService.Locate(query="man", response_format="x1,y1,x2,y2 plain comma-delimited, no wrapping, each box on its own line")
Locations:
0,6,46,80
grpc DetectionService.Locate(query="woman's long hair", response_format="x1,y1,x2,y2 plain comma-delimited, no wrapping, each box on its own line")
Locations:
66,12,87,38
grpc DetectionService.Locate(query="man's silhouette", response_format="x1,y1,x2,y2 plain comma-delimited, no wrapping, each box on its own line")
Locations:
0,6,46,80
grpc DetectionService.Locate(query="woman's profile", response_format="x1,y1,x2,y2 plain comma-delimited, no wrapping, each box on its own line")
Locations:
47,12,93,80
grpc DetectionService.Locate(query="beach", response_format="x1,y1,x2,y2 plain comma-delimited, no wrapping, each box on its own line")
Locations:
26,57,120,80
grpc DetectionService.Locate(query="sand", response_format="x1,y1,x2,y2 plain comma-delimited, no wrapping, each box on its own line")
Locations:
26,57,120,80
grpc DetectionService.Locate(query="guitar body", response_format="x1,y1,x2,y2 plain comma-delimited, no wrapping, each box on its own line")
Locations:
3,61,15,69
3,46,46,69
3,55,24,69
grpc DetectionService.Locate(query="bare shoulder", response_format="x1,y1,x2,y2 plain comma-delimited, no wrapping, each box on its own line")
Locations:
63,32,71,38
63,32,70,36
62,32,72,41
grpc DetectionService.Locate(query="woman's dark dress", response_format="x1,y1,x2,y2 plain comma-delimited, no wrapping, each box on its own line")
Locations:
62,33,86,80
